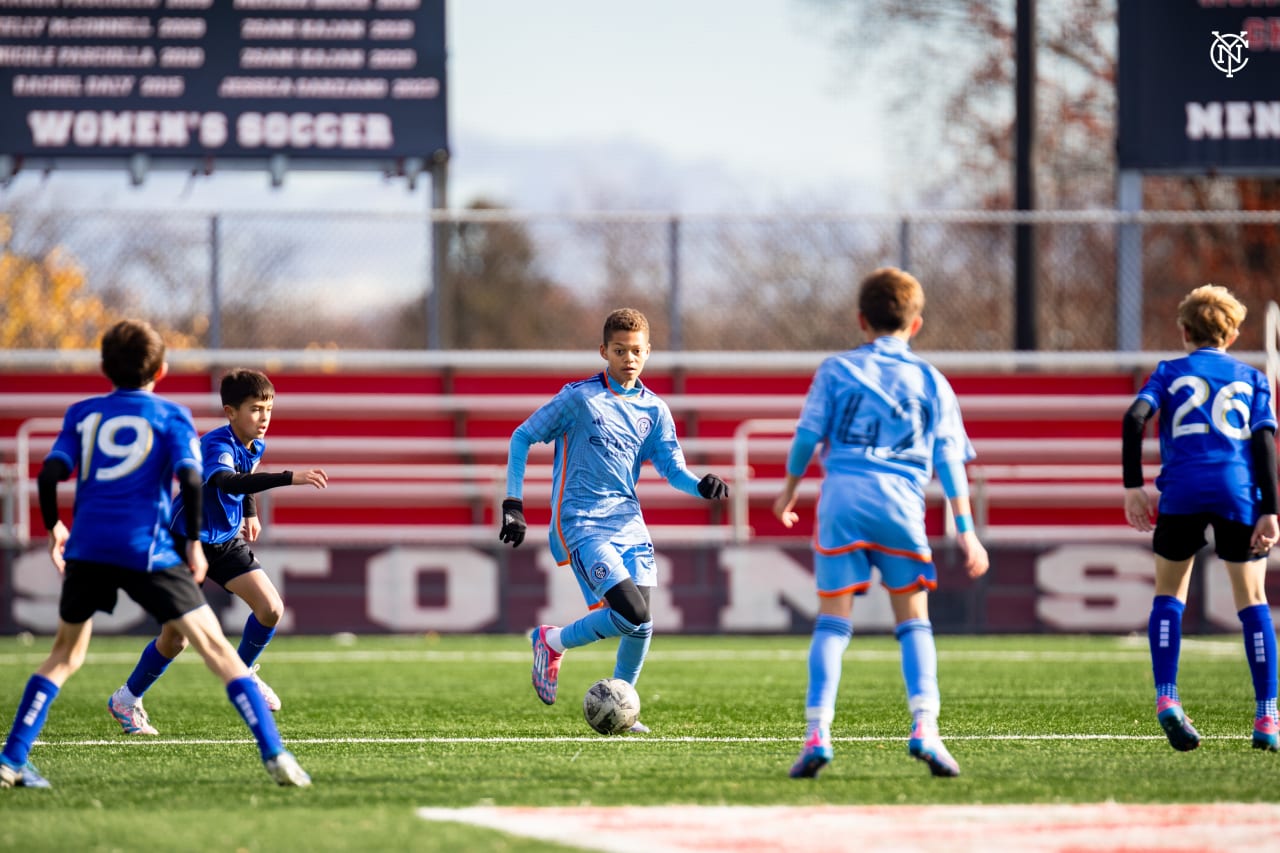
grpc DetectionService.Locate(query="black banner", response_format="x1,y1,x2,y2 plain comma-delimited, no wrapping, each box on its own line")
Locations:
1118,0,1280,172
0,0,447,168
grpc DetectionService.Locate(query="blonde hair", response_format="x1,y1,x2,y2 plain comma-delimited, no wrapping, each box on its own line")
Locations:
1178,284,1246,348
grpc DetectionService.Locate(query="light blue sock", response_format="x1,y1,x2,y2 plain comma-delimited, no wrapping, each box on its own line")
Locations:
237,614,276,668
613,622,653,685
125,639,175,698
804,614,852,736
227,676,283,760
1150,595,1185,705
559,608,634,649
896,618,939,719
2,674,59,769
1239,604,1278,718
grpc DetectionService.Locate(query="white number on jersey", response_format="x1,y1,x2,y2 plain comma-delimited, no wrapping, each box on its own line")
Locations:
76,413,155,481
1169,376,1253,441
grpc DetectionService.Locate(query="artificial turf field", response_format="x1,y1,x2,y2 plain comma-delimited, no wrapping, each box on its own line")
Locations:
0,633,1277,851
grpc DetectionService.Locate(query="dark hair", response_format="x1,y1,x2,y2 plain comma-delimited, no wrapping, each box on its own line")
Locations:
220,368,275,408
100,319,165,389
858,267,925,333
602,308,650,344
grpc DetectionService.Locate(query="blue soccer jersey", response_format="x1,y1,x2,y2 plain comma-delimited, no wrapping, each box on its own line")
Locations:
797,337,975,558
44,389,201,572
171,424,264,544
1136,347,1276,524
511,372,695,561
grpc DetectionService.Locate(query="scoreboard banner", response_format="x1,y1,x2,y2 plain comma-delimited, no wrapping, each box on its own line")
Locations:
0,0,446,169
1118,0,1280,172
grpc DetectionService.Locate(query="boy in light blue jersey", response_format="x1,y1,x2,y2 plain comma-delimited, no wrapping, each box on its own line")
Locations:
107,369,328,734
499,308,729,729
773,267,990,779
0,320,310,789
1122,284,1279,752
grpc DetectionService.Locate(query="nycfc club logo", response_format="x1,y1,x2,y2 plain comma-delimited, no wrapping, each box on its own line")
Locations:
592,562,609,581
1210,31,1248,78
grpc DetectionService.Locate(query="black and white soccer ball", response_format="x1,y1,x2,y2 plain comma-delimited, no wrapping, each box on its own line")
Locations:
582,678,641,735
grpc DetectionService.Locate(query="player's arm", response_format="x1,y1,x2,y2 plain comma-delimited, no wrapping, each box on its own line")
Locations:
1250,426,1279,555
773,427,820,528
1122,399,1156,532
176,463,208,584
36,456,72,573
499,423,536,547
937,457,990,578
208,469,327,493
243,493,261,542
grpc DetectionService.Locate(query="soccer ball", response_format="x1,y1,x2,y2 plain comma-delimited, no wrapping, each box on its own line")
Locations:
582,678,641,735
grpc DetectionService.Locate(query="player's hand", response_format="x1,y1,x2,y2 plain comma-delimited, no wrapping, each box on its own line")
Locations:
697,474,729,500
243,516,262,542
1251,514,1279,557
499,498,526,547
185,539,209,585
293,468,328,489
772,492,799,528
958,530,990,579
47,521,69,575
1124,487,1154,532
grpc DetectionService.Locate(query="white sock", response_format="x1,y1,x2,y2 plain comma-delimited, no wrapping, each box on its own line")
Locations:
115,685,140,706
546,627,566,653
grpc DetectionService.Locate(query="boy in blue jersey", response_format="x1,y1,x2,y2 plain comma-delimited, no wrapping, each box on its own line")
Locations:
772,267,990,779
0,320,310,789
499,308,729,729
107,368,328,735
1122,284,1279,752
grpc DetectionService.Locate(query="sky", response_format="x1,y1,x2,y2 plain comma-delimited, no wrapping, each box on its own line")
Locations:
1,0,901,214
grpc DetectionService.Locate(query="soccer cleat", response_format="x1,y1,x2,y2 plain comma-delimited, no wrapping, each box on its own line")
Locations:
529,625,563,705
108,691,159,736
1156,696,1201,752
264,751,311,787
249,664,282,713
1252,716,1279,752
628,720,651,734
789,728,833,779
0,760,51,789
908,719,960,777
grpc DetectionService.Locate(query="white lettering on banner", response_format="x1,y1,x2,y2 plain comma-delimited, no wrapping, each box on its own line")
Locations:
217,546,330,635
27,109,227,147
13,74,82,96
1035,545,1152,631
533,548,683,631
1187,101,1280,140
0,16,48,37
1202,553,1280,630
718,546,894,631
11,548,144,633
366,547,497,631
236,111,392,148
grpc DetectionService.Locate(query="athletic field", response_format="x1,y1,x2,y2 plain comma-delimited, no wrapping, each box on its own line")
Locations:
1,634,1277,851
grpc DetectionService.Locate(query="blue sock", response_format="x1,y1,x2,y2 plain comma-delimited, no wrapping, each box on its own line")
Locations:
227,676,283,761
559,608,634,649
237,614,276,668
1239,604,1278,717
613,622,653,685
805,614,853,736
2,674,59,769
126,640,175,698
896,618,939,720
1149,595,1185,702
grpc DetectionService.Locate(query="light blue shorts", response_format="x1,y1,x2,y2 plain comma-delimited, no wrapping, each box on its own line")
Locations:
813,476,936,596
569,539,656,605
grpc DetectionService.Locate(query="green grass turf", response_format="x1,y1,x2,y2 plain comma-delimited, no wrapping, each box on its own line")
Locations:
0,633,1274,850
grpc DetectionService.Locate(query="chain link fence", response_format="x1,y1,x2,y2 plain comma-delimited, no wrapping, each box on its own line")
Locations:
5,208,1279,351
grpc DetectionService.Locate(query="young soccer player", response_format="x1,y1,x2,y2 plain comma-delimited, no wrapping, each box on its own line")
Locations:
772,267,990,779
0,320,310,789
1122,284,1278,752
499,308,729,730
107,368,328,735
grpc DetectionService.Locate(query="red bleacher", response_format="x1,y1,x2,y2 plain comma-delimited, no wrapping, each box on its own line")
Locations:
0,357,1155,547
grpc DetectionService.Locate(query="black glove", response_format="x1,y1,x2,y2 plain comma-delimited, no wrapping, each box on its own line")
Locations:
498,498,526,547
697,474,729,500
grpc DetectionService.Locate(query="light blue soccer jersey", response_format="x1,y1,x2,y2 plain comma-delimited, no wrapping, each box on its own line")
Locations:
45,389,201,572
797,337,974,557
171,424,264,544
511,372,695,562
1136,347,1276,524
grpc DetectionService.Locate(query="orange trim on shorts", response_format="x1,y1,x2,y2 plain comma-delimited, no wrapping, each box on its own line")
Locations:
813,539,932,563
884,576,938,594
818,582,872,598
587,600,607,611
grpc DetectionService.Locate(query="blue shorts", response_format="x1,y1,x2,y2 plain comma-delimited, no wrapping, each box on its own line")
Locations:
568,540,656,605
813,476,936,596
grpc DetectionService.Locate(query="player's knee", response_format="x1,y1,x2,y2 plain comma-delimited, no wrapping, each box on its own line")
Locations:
158,633,189,658
604,584,650,626
256,600,283,628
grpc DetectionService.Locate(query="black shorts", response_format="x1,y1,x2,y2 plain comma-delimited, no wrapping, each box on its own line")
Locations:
60,561,207,625
1153,512,1257,563
172,534,262,589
